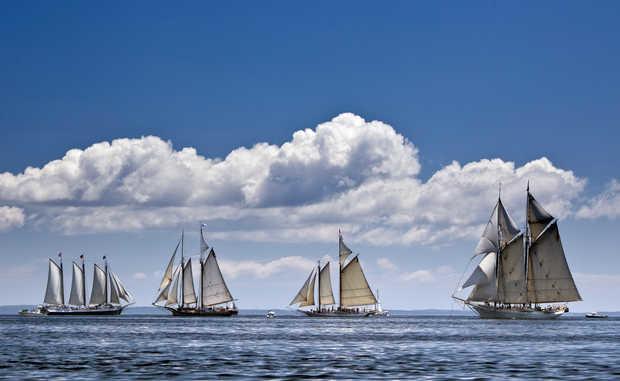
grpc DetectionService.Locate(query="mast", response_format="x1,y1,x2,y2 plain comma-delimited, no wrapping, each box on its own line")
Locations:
317,260,321,312
103,256,108,304
338,231,342,311
525,181,531,305
81,254,86,306
180,230,185,308
59,252,65,306
495,184,502,305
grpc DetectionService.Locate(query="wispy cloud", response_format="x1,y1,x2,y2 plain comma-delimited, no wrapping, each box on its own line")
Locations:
576,179,620,219
220,256,315,279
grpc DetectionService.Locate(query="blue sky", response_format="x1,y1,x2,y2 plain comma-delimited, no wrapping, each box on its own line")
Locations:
0,2,619,311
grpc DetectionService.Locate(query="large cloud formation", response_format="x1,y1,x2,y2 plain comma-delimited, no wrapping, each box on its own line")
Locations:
0,113,586,245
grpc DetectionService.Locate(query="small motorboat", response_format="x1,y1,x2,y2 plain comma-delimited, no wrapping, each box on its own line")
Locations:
266,310,276,319
19,305,48,317
585,312,608,319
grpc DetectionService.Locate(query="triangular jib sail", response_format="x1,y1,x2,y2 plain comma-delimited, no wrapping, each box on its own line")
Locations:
290,269,315,307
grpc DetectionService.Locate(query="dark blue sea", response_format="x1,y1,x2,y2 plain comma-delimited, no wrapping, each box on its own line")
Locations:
1,313,619,380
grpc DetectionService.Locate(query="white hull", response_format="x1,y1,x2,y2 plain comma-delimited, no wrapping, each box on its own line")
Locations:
469,303,566,320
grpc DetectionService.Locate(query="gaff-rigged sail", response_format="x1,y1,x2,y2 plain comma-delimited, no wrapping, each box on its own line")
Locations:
201,249,234,306
319,262,335,305
89,264,107,306
68,262,86,306
44,259,64,305
158,240,179,292
183,259,197,305
340,256,377,307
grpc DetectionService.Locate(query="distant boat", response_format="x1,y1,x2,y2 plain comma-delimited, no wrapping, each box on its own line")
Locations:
290,231,382,317
153,226,238,317
266,310,276,318
585,312,608,319
453,184,581,320
20,254,133,316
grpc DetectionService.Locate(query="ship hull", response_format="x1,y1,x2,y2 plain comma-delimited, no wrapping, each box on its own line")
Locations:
45,305,126,316
166,307,238,317
300,309,379,318
469,304,566,320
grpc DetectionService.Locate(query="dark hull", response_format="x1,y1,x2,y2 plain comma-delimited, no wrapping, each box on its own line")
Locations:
166,307,238,317
44,306,126,316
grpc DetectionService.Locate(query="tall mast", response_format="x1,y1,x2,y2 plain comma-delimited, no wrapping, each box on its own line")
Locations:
338,231,342,311
81,254,86,306
525,181,531,305
317,260,321,312
58,252,65,306
181,230,185,308
495,184,502,304
199,225,204,310
103,256,108,304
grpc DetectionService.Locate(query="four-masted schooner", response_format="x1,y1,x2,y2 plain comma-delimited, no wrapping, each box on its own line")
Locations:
153,225,238,316
290,231,385,317
21,254,133,316
453,184,581,319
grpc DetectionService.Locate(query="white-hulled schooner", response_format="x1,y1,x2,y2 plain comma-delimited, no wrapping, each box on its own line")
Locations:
453,185,581,319
21,254,133,316
153,225,238,316
290,231,386,317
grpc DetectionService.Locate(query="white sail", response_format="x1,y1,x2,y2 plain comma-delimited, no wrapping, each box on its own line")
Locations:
527,192,555,241
527,221,581,303
68,262,85,306
339,233,353,265
166,267,181,306
201,249,234,306
475,200,520,255
340,256,377,307
111,273,131,302
109,273,121,305
306,272,316,306
465,252,498,302
158,240,179,291
44,259,64,305
319,262,335,305
290,269,315,306
183,259,197,305
89,264,107,305
200,225,209,255
497,234,527,304
154,282,170,304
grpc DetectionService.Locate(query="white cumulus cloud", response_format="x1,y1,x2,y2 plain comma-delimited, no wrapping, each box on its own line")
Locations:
576,179,620,219
0,206,25,232
0,113,589,245
219,256,315,279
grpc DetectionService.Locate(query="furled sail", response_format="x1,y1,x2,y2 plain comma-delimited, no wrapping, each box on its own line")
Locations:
465,252,498,302
527,221,581,303
183,259,197,305
44,259,64,305
109,273,121,305
89,264,107,305
158,241,179,291
68,262,85,306
111,273,131,302
497,234,527,304
475,200,520,255
527,192,555,241
319,262,335,305
166,268,181,306
201,249,234,306
290,269,315,306
339,233,353,265
340,256,377,307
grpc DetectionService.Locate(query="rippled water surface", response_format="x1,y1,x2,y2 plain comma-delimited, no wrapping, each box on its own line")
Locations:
1,314,619,379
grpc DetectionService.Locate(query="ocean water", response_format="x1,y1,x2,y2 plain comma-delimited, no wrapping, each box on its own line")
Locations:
1,314,619,380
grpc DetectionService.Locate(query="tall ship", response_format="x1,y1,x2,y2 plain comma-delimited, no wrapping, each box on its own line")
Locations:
21,254,133,316
290,231,386,317
453,185,581,319
153,225,238,316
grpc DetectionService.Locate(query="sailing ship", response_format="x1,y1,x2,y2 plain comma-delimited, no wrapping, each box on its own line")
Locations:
21,254,133,316
290,231,385,317
153,225,238,316
453,184,581,319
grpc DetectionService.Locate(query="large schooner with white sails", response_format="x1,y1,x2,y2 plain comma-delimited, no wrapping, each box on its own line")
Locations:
21,254,133,316
453,184,581,319
153,225,238,316
290,231,386,317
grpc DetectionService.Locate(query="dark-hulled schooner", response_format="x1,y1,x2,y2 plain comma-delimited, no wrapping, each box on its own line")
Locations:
453,184,581,319
290,231,386,317
153,225,238,316
21,254,133,316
